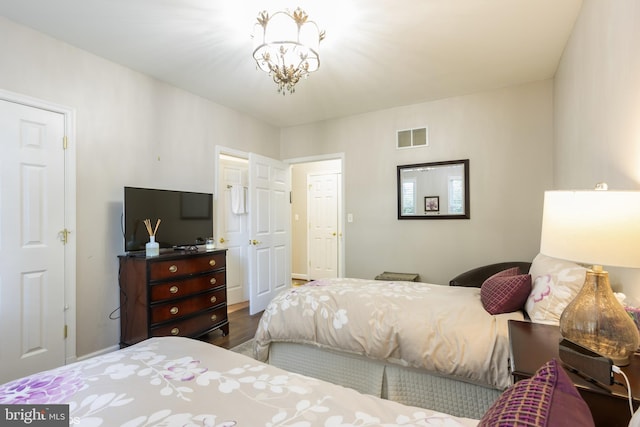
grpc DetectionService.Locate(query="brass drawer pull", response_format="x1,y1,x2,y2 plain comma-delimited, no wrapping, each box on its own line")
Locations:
210,278,217,285
169,285,179,294
209,259,216,267
170,306,179,315
211,314,217,322
168,265,178,273
210,296,217,303
170,328,179,335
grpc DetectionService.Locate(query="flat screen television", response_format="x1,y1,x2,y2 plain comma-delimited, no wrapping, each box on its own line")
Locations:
123,186,213,252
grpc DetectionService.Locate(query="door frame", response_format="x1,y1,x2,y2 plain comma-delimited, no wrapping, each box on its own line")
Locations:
0,89,77,365
285,153,345,279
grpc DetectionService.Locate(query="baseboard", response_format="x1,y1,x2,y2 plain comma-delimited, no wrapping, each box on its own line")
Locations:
77,344,120,362
292,273,309,280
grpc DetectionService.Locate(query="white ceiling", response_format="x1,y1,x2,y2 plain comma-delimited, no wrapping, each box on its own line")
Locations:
0,0,583,128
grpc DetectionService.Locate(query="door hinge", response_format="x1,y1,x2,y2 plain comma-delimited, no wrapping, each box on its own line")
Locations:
64,324,68,339
63,136,68,150
60,229,71,244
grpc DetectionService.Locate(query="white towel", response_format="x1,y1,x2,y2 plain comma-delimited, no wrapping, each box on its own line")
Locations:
230,185,246,215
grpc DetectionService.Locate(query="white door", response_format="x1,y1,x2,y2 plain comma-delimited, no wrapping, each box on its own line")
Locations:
216,156,249,305
0,99,67,382
308,172,339,280
248,153,291,314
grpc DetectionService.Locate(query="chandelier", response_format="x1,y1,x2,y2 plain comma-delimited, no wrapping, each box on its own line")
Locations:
252,8,325,95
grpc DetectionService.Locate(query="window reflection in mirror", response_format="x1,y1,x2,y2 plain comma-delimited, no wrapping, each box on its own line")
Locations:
397,159,469,219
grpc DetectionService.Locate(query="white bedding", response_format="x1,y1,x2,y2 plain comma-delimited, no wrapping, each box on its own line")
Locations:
0,337,479,426
255,278,524,389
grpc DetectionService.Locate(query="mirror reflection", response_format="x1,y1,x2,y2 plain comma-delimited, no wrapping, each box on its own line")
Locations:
397,159,470,219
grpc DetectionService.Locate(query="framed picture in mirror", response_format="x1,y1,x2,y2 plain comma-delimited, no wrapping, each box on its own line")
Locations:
424,196,439,212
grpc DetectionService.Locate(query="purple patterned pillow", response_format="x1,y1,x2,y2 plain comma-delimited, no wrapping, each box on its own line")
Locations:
481,268,531,314
479,359,594,427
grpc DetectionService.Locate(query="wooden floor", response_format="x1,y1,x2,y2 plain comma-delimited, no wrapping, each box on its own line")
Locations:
200,301,263,349
204,280,308,349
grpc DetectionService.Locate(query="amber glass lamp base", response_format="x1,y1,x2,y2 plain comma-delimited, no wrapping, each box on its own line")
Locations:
559,266,639,366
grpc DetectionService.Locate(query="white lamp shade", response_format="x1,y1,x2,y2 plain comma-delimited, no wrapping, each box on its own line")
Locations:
540,190,640,268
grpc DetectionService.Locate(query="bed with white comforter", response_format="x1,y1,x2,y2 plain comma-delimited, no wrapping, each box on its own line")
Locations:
0,336,478,427
254,278,525,418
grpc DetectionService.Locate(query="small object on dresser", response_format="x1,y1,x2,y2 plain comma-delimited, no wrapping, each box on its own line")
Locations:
205,237,215,251
144,218,161,257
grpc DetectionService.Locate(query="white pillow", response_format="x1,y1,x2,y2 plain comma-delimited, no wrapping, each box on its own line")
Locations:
525,253,587,325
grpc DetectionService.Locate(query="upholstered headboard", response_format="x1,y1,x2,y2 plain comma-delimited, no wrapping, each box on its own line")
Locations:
449,261,532,288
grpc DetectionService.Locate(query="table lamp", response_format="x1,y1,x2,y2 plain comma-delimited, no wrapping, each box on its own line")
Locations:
540,187,640,365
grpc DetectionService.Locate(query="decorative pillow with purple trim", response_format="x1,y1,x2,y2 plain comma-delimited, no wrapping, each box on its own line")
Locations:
480,267,531,315
525,253,587,325
478,358,594,427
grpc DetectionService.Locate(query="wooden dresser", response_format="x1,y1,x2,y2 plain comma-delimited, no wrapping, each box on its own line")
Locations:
118,249,228,347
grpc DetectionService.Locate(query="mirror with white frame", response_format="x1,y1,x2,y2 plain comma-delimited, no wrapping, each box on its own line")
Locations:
397,159,470,219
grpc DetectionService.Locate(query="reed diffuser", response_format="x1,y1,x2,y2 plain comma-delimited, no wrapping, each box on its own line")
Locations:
144,218,161,256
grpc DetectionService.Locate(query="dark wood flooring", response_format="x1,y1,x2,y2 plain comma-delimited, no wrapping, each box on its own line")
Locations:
201,302,263,349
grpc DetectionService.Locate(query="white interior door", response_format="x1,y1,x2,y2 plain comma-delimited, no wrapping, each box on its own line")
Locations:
248,153,291,314
0,99,68,382
216,155,249,305
308,172,339,280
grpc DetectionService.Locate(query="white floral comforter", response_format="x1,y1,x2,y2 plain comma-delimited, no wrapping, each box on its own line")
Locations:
0,336,478,427
255,278,525,390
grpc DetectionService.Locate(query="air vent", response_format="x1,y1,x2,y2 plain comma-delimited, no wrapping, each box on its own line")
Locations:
397,127,428,149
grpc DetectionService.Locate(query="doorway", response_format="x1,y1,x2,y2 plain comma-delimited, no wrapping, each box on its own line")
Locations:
214,148,292,314
290,157,343,281
216,153,249,305
215,149,344,309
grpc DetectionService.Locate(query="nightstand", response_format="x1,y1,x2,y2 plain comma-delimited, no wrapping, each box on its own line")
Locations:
508,320,640,427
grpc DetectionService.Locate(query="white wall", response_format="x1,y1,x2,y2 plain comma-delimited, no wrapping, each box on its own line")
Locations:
0,17,280,357
554,0,640,301
281,80,554,284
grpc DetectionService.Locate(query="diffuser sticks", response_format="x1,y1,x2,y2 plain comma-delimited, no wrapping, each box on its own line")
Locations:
144,218,161,237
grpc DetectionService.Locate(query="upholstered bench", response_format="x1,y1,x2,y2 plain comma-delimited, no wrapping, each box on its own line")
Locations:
375,271,420,282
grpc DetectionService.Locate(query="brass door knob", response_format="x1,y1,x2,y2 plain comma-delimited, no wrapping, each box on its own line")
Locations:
168,265,178,273
169,285,179,294
210,296,217,303
210,278,217,285
209,259,216,267
170,307,179,315
170,328,179,335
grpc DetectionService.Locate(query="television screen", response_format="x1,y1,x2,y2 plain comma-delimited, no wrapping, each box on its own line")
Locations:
124,186,213,252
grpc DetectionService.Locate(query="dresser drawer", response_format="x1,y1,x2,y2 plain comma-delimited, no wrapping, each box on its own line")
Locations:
149,252,226,281
149,270,226,302
150,288,227,324
150,305,228,338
